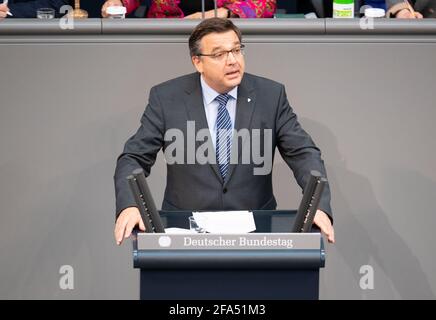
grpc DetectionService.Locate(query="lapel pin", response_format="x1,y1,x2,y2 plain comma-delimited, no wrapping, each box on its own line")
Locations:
247,98,251,102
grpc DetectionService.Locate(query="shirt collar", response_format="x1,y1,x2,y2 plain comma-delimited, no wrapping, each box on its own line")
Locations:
200,75,238,105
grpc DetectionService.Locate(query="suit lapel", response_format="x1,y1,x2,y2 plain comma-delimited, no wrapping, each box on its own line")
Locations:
183,74,223,183
224,76,256,187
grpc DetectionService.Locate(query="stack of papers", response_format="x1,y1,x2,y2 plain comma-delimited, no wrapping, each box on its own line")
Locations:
192,211,256,234
164,227,196,234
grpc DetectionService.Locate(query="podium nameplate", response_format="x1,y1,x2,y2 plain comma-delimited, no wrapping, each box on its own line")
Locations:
137,233,321,250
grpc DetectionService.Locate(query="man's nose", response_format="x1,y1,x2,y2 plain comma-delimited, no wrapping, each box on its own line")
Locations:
226,51,237,64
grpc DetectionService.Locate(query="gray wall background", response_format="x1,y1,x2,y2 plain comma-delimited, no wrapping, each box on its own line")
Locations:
1,20,436,299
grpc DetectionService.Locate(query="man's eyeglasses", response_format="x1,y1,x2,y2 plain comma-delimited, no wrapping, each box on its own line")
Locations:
197,44,245,62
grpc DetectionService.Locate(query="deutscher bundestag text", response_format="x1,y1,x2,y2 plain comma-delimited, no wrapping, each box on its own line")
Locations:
183,236,293,249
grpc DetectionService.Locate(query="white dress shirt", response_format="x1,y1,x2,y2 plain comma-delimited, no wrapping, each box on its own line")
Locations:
200,75,238,149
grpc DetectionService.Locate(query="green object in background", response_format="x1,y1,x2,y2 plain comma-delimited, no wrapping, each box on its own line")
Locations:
333,0,355,18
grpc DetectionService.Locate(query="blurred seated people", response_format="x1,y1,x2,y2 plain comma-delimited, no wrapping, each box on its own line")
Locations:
294,0,386,18
0,0,69,18
386,0,424,18
101,0,276,18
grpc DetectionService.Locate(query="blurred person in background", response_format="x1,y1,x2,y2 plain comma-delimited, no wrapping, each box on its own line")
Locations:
101,0,276,19
0,0,69,18
386,0,424,18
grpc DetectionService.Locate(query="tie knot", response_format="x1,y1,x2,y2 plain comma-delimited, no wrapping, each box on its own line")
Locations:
215,94,230,107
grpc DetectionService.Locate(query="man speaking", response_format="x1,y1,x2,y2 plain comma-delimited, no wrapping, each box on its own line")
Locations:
114,18,335,245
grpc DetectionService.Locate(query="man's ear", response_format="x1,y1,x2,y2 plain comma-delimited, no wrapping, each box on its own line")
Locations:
192,56,203,74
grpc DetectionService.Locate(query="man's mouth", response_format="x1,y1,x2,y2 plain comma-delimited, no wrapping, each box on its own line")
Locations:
225,70,240,77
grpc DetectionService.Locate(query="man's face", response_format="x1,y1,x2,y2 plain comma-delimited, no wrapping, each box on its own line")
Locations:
192,30,245,93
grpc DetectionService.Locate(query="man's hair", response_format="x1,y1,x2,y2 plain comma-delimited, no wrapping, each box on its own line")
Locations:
188,18,242,57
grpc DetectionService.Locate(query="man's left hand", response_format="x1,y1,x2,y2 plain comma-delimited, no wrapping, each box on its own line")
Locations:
313,210,335,244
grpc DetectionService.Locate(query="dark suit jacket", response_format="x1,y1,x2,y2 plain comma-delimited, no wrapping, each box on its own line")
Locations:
7,0,69,18
114,72,332,221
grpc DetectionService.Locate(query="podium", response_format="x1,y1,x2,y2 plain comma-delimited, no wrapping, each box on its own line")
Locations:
132,210,325,300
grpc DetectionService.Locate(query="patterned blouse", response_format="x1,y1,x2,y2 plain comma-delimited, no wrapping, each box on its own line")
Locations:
121,0,276,18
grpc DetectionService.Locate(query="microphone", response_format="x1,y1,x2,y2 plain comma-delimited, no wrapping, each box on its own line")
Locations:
292,170,327,232
127,168,165,233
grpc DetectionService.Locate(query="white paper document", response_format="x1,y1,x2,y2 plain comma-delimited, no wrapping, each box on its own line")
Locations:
192,211,256,234
164,227,196,234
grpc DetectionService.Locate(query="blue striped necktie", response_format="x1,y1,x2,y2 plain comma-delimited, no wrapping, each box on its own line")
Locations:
215,94,232,180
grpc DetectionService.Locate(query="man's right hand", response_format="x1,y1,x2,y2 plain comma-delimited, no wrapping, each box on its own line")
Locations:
101,0,123,18
114,207,145,245
0,4,10,19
